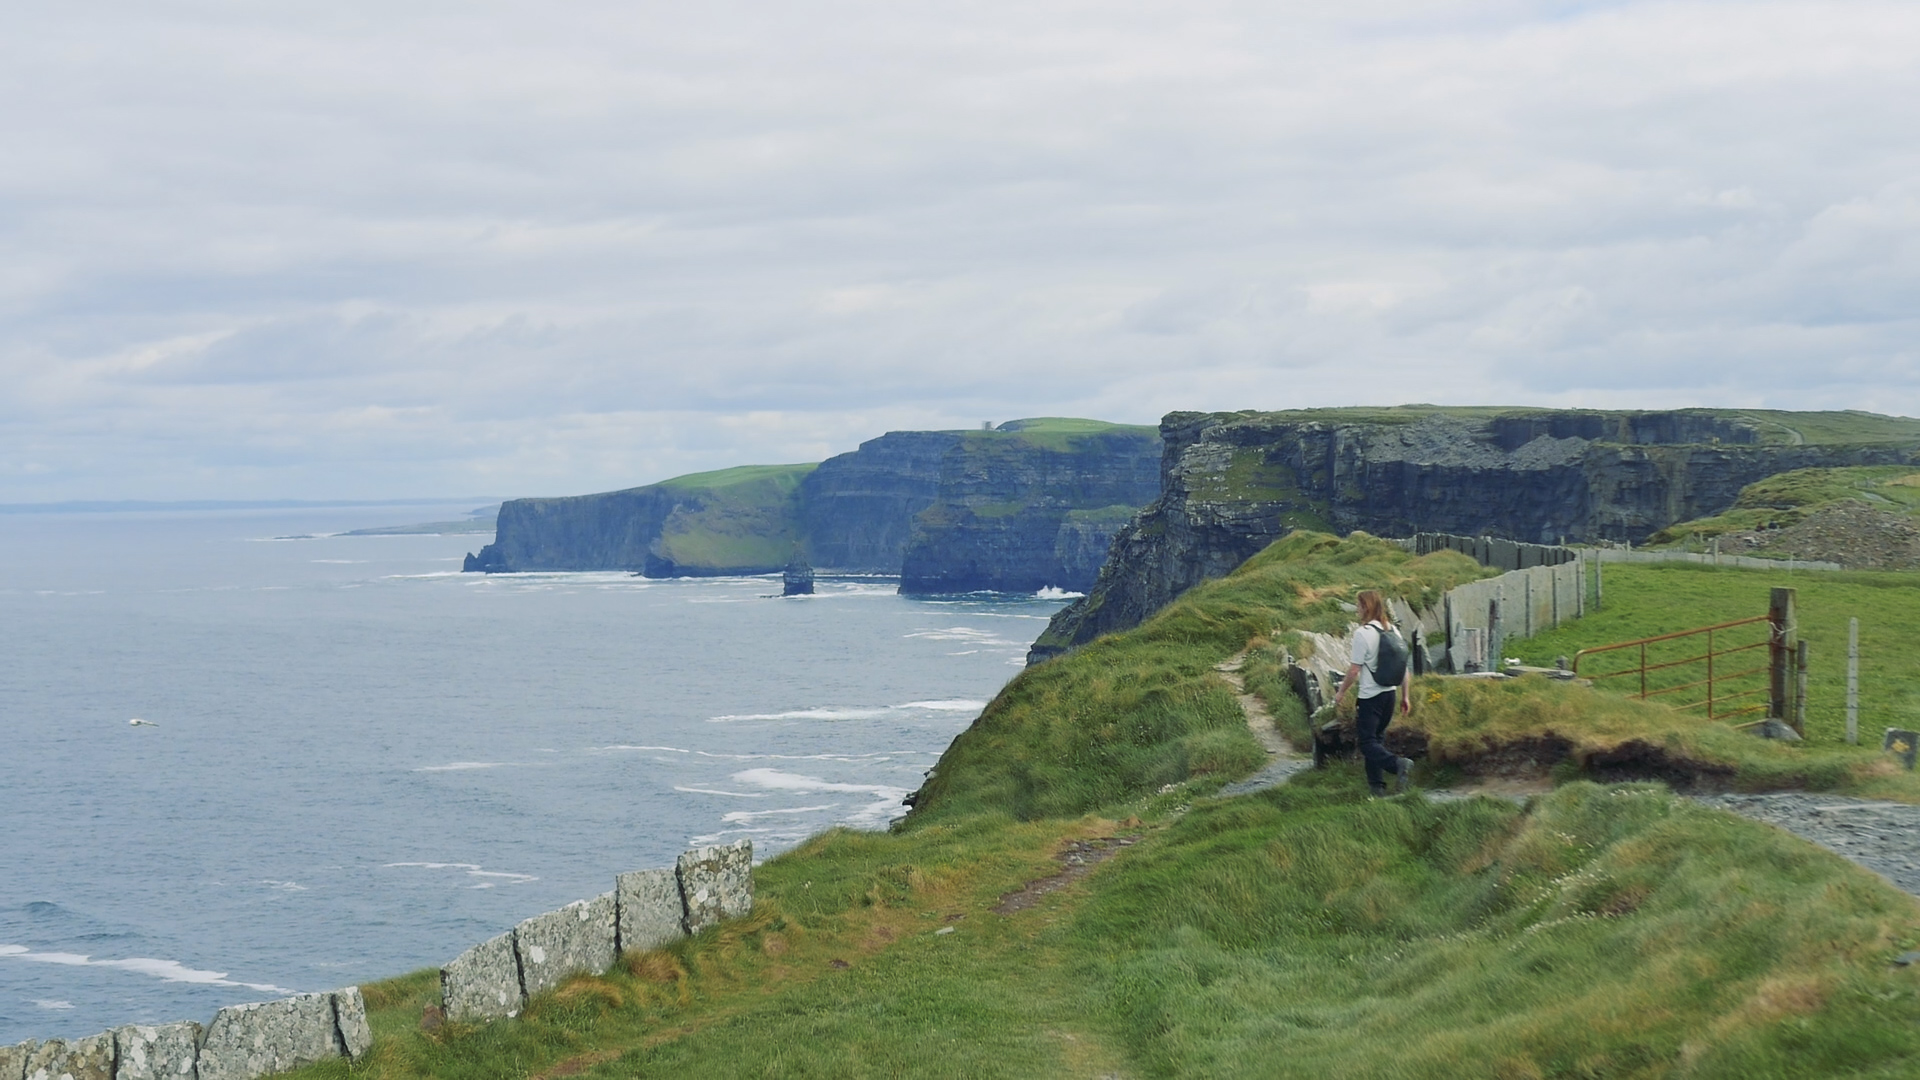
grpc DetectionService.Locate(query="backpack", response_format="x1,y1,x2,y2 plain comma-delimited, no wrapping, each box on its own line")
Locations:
1367,622,1409,687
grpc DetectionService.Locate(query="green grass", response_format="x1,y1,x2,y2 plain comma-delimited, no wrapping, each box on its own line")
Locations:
909,532,1489,824
653,463,820,493
1650,466,1920,546
643,464,817,570
1511,562,1920,749
277,530,1920,1077
294,778,1920,1079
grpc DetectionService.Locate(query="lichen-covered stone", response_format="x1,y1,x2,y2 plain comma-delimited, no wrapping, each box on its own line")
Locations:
441,931,523,1021
677,839,753,935
196,992,342,1080
616,866,686,954
113,1022,201,1080
23,1032,115,1080
0,1042,35,1080
331,987,373,1061
515,892,617,997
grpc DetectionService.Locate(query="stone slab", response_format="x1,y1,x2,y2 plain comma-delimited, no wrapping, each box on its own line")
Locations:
332,987,373,1061
515,891,617,998
0,1042,35,1080
441,930,524,1021
677,839,753,935
113,1022,202,1080
616,866,687,954
23,1033,115,1080
196,992,342,1080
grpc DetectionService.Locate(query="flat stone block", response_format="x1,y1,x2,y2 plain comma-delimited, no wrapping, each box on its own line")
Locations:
616,866,686,954
441,930,524,1021
23,1032,115,1080
516,891,617,998
113,1022,202,1080
0,1042,35,1080
677,839,753,935
197,992,343,1080
332,987,373,1061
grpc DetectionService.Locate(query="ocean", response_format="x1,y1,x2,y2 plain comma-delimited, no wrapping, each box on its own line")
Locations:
0,505,1067,1044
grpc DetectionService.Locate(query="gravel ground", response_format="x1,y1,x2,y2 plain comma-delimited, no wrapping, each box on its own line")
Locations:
1692,793,1920,898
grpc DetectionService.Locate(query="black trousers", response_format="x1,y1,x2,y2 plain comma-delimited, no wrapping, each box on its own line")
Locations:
1356,690,1398,788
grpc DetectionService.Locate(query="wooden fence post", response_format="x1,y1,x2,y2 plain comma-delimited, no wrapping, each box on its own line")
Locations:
1795,640,1810,736
1848,617,1860,745
1769,587,1797,722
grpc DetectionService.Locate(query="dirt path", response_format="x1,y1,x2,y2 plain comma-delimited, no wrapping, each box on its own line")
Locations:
1212,653,1313,796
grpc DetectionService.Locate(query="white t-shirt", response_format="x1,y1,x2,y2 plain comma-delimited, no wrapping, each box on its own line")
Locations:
1350,621,1395,699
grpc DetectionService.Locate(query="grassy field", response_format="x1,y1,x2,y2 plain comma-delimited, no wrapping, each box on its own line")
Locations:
1509,562,1920,750
278,534,1920,1078
647,464,817,571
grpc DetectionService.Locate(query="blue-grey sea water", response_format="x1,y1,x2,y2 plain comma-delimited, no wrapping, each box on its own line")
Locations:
0,505,1067,1044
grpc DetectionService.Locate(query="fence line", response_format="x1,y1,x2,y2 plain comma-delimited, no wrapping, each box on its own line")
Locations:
1590,547,1840,572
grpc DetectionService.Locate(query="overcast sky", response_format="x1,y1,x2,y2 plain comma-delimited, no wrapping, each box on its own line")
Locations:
4,1,1917,501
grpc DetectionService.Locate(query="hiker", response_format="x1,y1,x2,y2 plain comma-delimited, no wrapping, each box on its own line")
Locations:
1334,590,1414,797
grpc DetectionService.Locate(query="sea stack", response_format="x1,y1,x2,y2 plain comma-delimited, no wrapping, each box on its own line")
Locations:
782,553,814,596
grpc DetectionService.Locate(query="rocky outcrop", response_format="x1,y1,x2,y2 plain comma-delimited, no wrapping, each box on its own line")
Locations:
1030,408,1920,662
463,419,1163,592
782,552,815,595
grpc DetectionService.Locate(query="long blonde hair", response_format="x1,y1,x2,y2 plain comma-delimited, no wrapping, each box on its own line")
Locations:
1356,590,1392,628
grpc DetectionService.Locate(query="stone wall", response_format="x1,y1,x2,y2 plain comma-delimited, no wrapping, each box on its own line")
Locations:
441,839,753,1021
1,989,370,1080
0,840,754,1080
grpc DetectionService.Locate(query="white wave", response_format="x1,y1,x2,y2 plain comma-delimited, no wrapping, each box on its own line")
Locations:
904,627,1003,641
721,804,836,822
259,880,307,892
384,862,539,886
594,744,691,753
381,571,465,579
34,1000,75,1009
673,786,771,798
0,946,291,994
708,707,894,722
1034,586,1085,600
732,768,910,801
708,699,983,723
412,761,516,772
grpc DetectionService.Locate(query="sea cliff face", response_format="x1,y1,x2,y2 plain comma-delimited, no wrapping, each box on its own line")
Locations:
1029,407,1920,661
897,424,1161,593
465,419,1162,592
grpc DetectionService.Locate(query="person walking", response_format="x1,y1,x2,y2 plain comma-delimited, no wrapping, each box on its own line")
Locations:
1333,590,1414,797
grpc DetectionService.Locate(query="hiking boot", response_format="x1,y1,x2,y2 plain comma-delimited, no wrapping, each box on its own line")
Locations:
1395,757,1415,793
1369,784,1389,799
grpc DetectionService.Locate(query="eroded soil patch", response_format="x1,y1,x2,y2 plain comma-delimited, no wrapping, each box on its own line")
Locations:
993,837,1140,915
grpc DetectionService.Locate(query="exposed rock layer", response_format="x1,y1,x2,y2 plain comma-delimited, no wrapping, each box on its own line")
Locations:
1032,409,1920,661
465,420,1161,593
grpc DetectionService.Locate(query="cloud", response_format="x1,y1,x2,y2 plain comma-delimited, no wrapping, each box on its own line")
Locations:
1,1,1917,499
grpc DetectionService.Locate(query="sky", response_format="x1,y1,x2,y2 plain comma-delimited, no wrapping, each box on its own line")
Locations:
3,0,1917,502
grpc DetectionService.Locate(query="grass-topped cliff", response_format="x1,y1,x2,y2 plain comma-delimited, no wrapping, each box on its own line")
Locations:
309,533,1920,1078
466,418,1160,589
1645,466,1920,569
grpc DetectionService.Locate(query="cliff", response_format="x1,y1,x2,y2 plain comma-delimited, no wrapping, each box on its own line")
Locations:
897,420,1161,593
464,464,816,575
1029,407,1920,661
465,419,1161,590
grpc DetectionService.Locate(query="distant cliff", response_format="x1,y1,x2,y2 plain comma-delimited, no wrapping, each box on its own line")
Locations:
1029,407,1920,662
465,418,1162,592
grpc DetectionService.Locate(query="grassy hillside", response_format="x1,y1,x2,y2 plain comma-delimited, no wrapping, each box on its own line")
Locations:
1648,466,1920,548
649,463,817,572
285,533,1920,1078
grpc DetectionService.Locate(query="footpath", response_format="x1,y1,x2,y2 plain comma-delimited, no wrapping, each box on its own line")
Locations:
1213,656,1920,900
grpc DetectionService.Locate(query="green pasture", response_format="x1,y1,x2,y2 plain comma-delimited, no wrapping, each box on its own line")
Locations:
1511,562,1920,749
